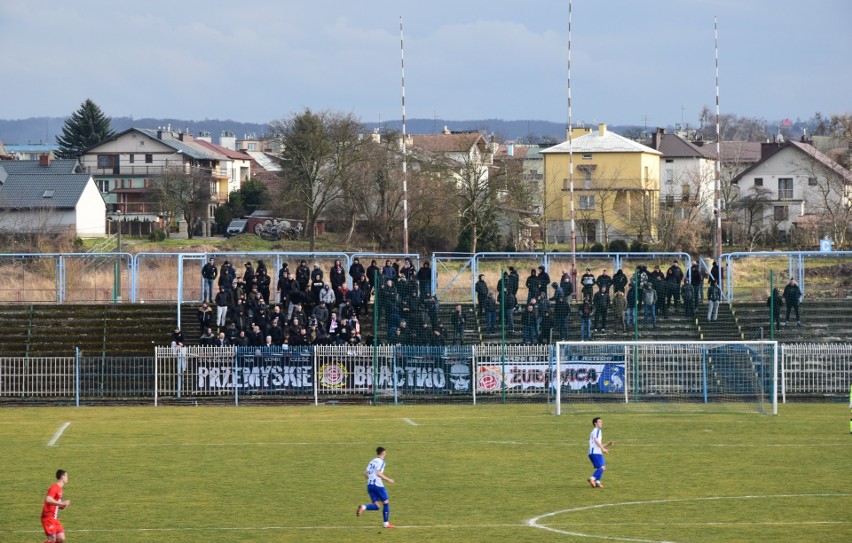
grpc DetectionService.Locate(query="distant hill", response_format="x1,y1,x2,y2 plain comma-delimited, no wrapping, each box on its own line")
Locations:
0,116,647,146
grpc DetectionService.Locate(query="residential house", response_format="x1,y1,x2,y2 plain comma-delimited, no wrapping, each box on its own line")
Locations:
0,155,105,235
541,123,662,246
4,143,59,161
650,128,716,220
80,128,237,234
494,143,544,249
193,137,252,200
731,139,852,246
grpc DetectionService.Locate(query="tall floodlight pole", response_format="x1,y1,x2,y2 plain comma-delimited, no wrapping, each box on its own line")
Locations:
564,0,577,293
400,16,410,254
713,17,723,274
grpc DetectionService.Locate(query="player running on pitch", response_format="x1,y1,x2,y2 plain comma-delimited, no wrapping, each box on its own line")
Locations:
356,446,395,528
588,417,614,488
41,469,71,542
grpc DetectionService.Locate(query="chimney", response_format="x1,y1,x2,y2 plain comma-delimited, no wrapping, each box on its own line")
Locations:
219,131,236,150
651,128,665,150
39,153,51,167
760,141,783,160
179,132,193,143
598,123,607,136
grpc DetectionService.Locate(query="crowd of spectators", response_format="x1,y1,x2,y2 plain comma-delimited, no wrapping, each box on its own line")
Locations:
174,256,440,349
481,259,724,344
172,256,732,349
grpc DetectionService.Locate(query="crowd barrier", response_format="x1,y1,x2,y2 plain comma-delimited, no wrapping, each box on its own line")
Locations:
0,344,847,406
2,250,848,305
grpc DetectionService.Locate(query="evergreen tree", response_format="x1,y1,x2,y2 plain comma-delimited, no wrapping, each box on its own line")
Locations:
55,99,115,158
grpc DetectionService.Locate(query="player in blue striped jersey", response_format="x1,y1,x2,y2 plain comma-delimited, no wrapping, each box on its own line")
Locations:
356,446,396,528
588,417,613,488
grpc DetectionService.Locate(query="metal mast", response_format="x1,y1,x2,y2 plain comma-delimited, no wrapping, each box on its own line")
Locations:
566,0,577,290
400,16,410,254
713,16,723,271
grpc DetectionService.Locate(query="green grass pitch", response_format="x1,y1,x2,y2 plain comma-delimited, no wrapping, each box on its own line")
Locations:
0,403,849,542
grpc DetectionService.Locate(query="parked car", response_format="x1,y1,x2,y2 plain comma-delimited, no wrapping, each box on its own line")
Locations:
225,219,248,237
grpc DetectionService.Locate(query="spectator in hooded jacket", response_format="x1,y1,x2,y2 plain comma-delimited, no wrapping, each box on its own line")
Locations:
783,278,803,326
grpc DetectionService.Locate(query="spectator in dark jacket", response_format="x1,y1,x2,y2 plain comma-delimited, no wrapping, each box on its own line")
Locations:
768,287,783,329
475,274,489,317
783,278,802,326
416,261,432,300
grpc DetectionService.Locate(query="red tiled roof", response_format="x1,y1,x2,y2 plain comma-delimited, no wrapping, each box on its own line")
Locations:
409,133,485,154
193,139,252,160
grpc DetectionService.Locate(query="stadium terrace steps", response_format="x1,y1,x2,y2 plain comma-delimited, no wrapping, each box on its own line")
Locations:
3,298,849,359
7,304,177,358
730,299,852,343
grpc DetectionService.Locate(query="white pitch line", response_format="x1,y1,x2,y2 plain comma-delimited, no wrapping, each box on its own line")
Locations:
1,523,526,535
402,418,418,426
47,422,71,447
527,493,852,542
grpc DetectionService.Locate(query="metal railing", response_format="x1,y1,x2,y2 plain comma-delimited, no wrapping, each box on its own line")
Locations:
1,343,848,405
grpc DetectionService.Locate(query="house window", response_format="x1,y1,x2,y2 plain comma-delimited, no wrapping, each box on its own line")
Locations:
145,154,153,164
808,177,817,186
128,154,135,164
96,180,109,193
754,177,763,186
778,178,793,200
579,195,595,210
774,205,789,221
682,185,691,202
247,143,257,151
665,159,674,163
97,155,115,169
665,195,675,207
666,169,673,184
582,153,592,160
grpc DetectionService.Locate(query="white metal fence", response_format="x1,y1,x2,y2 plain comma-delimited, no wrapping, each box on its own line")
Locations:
0,344,849,405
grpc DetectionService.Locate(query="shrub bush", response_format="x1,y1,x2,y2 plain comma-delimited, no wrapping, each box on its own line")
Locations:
148,229,167,242
608,239,629,253
629,240,648,252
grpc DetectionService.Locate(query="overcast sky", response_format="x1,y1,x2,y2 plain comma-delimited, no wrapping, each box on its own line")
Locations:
1,0,849,128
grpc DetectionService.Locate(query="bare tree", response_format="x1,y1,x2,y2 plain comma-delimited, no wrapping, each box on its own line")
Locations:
269,109,367,251
155,165,212,239
730,186,775,251
698,106,770,141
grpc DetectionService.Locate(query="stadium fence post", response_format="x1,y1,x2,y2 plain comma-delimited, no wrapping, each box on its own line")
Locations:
769,270,775,340
553,344,561,415
632,272,640,401
500,265,506,406
372,268,379,405
234,348,239,407
772,342,778,415
74,346,80,407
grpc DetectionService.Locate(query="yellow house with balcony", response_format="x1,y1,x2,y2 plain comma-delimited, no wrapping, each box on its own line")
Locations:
541,123,662,246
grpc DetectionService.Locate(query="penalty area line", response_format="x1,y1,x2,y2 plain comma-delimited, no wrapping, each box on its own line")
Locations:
47,422,71,447
402,418,418,426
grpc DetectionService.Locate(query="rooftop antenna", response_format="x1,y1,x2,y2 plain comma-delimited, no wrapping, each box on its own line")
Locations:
400,16,410,255
713,16,723,274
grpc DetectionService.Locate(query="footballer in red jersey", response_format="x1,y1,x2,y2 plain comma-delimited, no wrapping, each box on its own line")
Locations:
41,470,70,542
